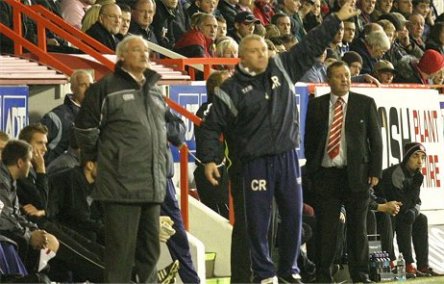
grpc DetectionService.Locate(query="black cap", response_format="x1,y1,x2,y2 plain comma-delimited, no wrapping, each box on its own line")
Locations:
234,11,260,24
402,142,426,164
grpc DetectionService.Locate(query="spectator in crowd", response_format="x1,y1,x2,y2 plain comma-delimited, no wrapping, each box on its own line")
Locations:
342,51,363,76
75,35,170,283
304,0,323,31
151,0,190,49
342,19,356,53
375,142,441,277
41,70,93,165
295,0,314,40
187,0,220,18
117,3,132,39
304,60,383,283
327,20,345,59
81,4,103,32
217,0,242,36
280,34,298,49
371,0,393,21
407,13,426,51
194,71,231,218
229,11,259,43
425,22,444,54
17,124,49,221
412,0,434,37
396,49,444,84
351,30,391,74
60,0,96,29
215,16,228,41
393,0,413,18
275,0,301,40
253,0,275,25
48,155,104,244
271,13,292,35
197,2,359,282
0,140,60,273
0,132,9,159
215,37,239,70
378,19,397,44
373,59,396,83
174,13,218,57
300,49,330,82
85,3,122,50
129,0,158,43
357,0,377,27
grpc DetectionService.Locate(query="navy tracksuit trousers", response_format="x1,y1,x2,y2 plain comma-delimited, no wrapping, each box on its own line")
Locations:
161,179,200,283
242,149,303,281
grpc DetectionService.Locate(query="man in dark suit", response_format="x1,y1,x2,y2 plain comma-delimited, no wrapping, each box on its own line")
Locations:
304,60,383,283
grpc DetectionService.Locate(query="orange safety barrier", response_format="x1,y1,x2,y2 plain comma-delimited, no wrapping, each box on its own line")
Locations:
4,0,115,71
158,58,240,80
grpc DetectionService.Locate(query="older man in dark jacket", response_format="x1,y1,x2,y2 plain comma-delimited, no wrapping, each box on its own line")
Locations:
75,35,170,283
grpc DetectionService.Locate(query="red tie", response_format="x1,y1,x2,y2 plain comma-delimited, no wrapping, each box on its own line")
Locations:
327,97,344,159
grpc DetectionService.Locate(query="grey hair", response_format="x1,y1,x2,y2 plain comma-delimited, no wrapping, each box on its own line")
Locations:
70,69,93,85
239,34,266,57
115,34,148,58
215,37,239,57
365,30,390,50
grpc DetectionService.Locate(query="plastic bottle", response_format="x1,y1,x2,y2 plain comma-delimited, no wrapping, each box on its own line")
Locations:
397,253,406,281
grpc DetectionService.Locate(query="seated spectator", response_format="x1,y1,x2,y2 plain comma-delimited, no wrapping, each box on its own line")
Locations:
378,19,397,45
253,0,275,25
216,16,228,41
48,155,104,244
41,70,93,165
375,142,442,277
0,140,59,274
265,24,281,39
341,19,356,54
194,70,231,218
174,13,218,57
229,11,260,43
0,132,9,160
327,20,344,59
351,30,391,74
412,0,434,37
407,13,426,51
85,3,122,50
304,0,323,32
425,22,444,54
217,0,242,36
271,13,292,36
187,0,220,18
371,0,393,21
373,59,396,83
342,51,363,76
117,3,132,39
215,37,239,70
357,0,377,27
81,4,103,32
392,0,413,19
395,49,444,83
265,38,279,57
280,34,298,50
129,0,157,43
151,0,190,49
60,0,95,29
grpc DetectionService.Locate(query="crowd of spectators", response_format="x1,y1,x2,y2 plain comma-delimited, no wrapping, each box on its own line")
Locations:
1,0,444,84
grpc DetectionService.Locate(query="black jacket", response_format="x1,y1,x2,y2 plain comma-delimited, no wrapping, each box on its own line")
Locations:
197,14,342,163
152,0,189,49
85,22,119,51
48,167,104,242
17,168,48,211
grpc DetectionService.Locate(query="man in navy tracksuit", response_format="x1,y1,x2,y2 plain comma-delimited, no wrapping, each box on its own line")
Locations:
196,2,359,282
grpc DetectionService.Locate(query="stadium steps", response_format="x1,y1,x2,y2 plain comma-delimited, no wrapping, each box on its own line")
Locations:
205,251,230,284
0,55,69,85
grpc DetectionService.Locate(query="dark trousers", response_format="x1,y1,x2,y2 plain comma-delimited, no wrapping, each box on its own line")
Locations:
243,149,303,281
161,179,200,283
312,167,369,283
393,213,428,268
103,202,160,283
229,169,252,283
